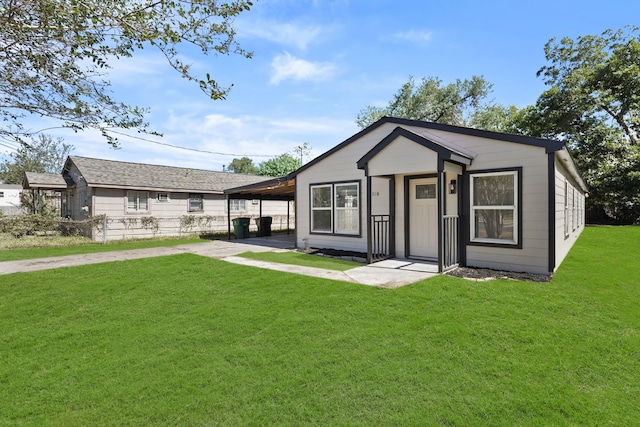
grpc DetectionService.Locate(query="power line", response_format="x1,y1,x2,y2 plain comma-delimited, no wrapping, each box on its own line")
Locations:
108,130,277,158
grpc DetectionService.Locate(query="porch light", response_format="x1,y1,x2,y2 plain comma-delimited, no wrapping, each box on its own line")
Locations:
449,180,457,194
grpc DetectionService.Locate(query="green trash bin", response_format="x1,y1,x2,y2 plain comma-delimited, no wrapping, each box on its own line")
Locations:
255,216,272,237
232,217,251,239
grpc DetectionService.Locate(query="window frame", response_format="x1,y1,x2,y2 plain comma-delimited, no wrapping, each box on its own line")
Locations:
126,191,149,213
188,193,204,212
229,199,247,212
469,168,522,248
310,181,361,236
156,192,171,203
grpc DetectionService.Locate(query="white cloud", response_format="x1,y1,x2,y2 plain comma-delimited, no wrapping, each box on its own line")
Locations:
238,19,326,50
270,52,336,85
393,29,433,45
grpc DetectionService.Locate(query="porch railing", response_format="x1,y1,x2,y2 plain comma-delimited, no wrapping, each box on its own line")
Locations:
442,215,459,271
370,214,393,263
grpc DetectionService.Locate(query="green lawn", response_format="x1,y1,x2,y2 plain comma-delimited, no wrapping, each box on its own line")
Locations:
236,250,363,271
0,236,208,262
0,226,638,425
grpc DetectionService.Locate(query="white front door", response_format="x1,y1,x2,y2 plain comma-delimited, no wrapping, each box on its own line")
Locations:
409,177,438,259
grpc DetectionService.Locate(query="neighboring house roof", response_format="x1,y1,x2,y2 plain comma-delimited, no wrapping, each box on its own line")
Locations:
63,156,271,194
23,172,72,189
0,184,23,190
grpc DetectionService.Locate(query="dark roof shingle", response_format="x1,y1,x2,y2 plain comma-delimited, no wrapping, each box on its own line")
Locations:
66,156,271,193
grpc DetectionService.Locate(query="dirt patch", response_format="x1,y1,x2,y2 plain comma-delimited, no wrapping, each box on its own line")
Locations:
446,266,550,282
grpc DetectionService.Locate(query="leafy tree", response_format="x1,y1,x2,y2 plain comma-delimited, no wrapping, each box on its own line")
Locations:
0,135,74,215
0,135,74,184
356,76,493,128
258,153,300,177
226,157,258,174
0,0,254,146
531,26,640,223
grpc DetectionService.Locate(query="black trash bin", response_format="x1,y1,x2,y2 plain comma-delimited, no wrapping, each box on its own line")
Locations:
232,217,251,239
255,216,272,237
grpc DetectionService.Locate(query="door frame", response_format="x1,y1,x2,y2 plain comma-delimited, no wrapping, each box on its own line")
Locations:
404,173,440,260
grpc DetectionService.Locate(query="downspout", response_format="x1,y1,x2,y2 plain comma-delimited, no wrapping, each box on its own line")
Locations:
547,152,557,274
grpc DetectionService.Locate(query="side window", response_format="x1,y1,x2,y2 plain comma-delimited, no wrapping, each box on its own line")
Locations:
230,199,247,212
127,191,149,213
189,193,203,212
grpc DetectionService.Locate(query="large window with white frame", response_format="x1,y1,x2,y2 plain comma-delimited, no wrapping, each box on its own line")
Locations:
127,191,149,213
310,182,360,235
229,199,247,212
470,170,519,245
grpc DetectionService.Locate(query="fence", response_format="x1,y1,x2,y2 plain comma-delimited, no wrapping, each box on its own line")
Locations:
0,214,295,243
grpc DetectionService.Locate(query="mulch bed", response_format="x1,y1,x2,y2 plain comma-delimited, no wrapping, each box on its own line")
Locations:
446,267,550,282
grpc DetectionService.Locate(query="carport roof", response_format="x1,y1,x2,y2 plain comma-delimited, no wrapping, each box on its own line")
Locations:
225,175,295,200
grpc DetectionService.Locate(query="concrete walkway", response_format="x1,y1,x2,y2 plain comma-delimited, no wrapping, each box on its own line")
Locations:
0,236,439,288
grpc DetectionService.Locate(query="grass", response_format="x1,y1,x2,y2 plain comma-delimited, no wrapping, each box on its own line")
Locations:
0,235,208,262
0,226,638,425
235,250,363,271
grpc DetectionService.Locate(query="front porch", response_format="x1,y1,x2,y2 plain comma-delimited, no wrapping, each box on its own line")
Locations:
357,126,474,272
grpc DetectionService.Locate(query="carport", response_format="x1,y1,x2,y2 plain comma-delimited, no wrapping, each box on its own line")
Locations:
224,175,296,241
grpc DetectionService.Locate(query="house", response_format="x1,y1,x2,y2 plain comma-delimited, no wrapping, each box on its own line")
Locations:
23,156,293,241
0,183,23,215
226,117,588,275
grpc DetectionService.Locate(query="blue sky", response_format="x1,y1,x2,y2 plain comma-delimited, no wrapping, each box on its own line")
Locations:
2,0,638,172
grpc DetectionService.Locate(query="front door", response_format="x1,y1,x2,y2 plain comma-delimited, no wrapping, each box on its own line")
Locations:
409,177,438,259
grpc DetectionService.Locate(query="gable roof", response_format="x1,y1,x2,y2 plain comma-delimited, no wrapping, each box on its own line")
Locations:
64,156,271,194
282,117,568,180
227,116,587,197
23,172,73,189
357,126,475,171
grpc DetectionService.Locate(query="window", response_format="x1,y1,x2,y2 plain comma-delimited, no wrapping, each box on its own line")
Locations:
157,192,170,202
335,183,359,234
189,193,203,212
127,191,149,212
416,184,436,199
311,182,360,235
470,170,518,245
311,185,333,232
0,192,4,198
230,199,246,212
564,181,569,238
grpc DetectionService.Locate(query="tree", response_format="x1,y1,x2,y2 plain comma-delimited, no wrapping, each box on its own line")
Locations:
532,26,640,223
0,135,74,184
227,157,258,174
258,153,300,177
0,135,74,215
356,76,493,128
0,0,254,146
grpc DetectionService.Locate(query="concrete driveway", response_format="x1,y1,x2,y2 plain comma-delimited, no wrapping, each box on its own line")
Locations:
0,236,438,288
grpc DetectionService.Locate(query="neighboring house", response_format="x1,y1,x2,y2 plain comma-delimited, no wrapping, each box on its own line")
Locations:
227,117,588,275
0,184,23,215
23,156,293,241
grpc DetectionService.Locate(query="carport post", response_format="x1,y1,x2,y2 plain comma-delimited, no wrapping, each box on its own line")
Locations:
227,196,231,240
